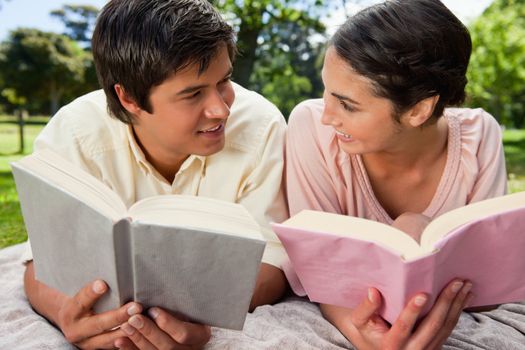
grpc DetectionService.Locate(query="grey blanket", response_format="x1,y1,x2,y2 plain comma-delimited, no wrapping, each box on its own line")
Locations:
1,243,524,349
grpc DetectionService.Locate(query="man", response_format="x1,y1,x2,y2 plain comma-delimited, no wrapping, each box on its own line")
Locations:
22,0,288,348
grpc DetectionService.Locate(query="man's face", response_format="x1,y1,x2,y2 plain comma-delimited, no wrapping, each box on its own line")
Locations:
131,45,235,170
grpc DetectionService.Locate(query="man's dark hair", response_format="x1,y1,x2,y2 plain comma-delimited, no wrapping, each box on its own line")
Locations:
331,0,472,122
92,0,236,124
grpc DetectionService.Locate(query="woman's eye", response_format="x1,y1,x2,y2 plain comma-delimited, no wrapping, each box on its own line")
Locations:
340,100,355,112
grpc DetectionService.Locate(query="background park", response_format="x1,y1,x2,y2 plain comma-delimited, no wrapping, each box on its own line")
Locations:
1,0,525,249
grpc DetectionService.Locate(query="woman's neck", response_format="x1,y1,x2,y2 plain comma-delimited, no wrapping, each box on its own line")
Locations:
362,117,449,178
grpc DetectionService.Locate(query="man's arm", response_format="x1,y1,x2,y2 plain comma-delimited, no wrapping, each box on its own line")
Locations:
24,261,140,349
249,263,288,311
24,262,67,327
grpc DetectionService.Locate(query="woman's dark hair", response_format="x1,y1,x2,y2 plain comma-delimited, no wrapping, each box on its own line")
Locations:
331,0,472,121
92,0,236,124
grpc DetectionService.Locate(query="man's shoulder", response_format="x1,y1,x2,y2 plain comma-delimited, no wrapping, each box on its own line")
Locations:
58,90,116,125
225,83,286,153
230,83,285,123
37,90,128,156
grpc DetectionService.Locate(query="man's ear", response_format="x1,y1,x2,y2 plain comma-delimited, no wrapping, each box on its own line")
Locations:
406,95,439,128
114,84,142,116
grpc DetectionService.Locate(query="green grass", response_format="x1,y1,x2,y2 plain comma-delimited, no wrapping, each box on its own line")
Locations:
0,122,44,248
503,129,525,193
0,121,525,249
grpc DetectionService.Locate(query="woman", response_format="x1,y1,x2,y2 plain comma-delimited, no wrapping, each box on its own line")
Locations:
285,0,506,348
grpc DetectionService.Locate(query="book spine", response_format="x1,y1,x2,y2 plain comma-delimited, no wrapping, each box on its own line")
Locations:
113,218,135,304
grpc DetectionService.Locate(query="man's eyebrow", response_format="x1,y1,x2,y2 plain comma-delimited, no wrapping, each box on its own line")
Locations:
176,67,233,96
331,92,360,105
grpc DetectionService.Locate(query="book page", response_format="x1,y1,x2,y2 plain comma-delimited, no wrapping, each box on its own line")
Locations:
420,191,525,249
283,210,424,259
128,195,264,241
15,149,127,220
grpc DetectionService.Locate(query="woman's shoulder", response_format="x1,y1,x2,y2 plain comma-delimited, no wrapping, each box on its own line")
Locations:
288,99,324,124
445,107,502,149
288,99,334,140
445,107,501,137
444,107,504,186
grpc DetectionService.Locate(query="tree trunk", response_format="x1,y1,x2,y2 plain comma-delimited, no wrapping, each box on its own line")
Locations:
49,80,62,115
17,109,26,154
233,19,261,88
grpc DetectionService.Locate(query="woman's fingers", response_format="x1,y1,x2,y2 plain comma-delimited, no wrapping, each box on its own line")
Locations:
350,288,383,328
411,280,472,348
384,293,428,348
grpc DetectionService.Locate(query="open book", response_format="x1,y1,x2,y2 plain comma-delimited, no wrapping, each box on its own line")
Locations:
272,192,525,324
12,149,266,330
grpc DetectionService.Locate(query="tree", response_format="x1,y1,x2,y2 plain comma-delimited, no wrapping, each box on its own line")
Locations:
50,5,99,48
0,28,88,114
211,0,328,116
250,19,326,116
467,0,525,127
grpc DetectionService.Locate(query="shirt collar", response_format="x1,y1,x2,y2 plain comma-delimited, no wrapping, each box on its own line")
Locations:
126,125,207,181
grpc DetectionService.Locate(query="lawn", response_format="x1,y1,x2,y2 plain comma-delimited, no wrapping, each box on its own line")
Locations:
0,121,44,248
503,129,525,193
0,122,524,249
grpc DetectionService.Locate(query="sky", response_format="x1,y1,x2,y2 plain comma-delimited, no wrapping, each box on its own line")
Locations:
0,0,494,42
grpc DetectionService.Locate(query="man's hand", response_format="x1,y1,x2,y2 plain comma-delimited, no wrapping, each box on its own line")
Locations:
115,308,211,350
321,279,473,349
24,262,142,349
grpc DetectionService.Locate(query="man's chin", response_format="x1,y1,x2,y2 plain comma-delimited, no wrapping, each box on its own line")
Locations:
194,141,226,157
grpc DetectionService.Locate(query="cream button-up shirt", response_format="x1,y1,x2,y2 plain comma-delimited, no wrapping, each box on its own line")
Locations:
23,83,288,267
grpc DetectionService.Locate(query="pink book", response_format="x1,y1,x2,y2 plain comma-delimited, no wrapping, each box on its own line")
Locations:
272,191,525,324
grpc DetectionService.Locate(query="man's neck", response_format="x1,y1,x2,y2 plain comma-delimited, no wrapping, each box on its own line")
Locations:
132,126,187,184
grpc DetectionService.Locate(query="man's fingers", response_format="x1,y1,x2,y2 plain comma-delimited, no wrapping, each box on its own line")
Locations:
120,321,156,350
350,288,383,328
123,314,181,349
114,337,140,350
385,293,428,348
149,307,211,346
68,280,108,317
79,302,143,337
74,327,128,349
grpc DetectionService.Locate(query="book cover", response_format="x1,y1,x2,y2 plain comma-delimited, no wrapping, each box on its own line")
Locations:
272,195,525,323
12,150,266,330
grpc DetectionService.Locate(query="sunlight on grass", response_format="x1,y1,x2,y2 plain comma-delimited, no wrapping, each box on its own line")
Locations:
503,129,525,184
0,122,44,248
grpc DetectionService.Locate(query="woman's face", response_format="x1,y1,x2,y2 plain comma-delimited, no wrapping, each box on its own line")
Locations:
321,47,407,156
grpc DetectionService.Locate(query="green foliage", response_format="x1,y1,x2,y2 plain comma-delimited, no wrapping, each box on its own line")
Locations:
50,5,99,47
212,0,327,116
0,28,89,114
467,0,525,127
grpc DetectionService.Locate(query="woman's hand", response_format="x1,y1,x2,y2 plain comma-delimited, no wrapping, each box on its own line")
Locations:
321,279,472,350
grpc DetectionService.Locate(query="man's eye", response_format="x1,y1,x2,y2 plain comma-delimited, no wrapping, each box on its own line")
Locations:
188,91,201,99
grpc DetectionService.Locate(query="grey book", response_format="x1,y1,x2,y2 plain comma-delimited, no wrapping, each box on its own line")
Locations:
11,149,266,330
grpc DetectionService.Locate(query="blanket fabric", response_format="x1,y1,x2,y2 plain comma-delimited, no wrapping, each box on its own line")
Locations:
1,243,524,349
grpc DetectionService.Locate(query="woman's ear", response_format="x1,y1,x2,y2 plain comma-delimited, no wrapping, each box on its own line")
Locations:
114,84,142,115
406,95,439,127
